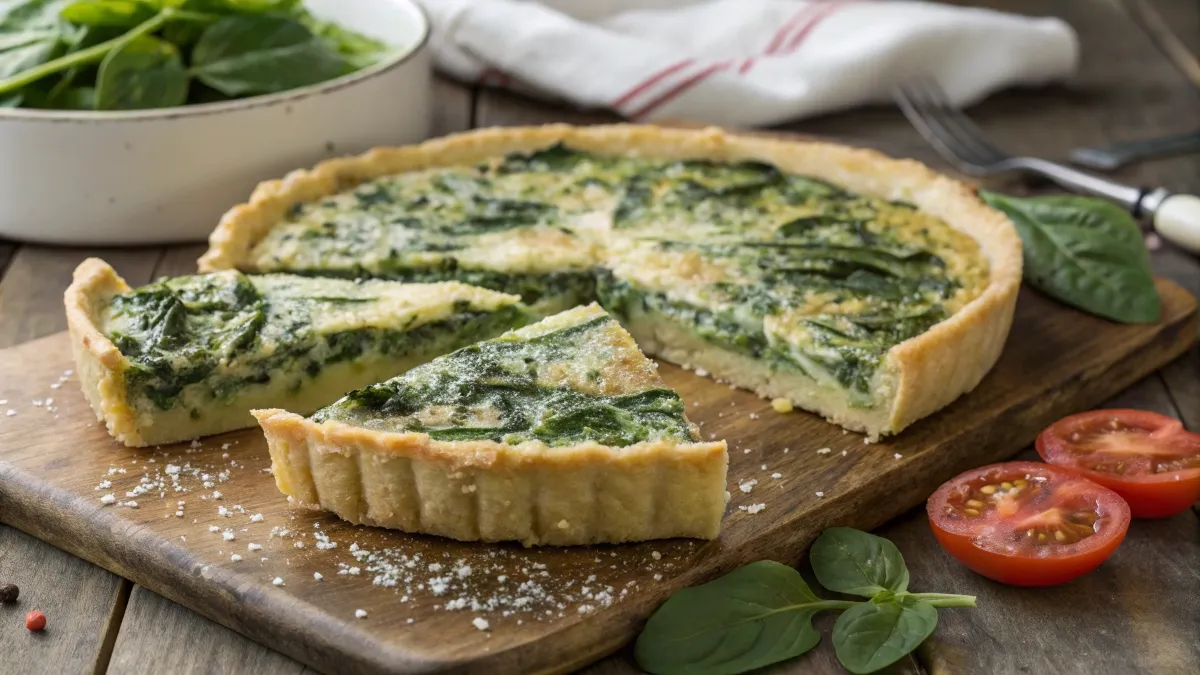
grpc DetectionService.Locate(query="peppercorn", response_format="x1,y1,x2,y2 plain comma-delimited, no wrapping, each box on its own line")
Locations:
25,610,46,632
0,584,18,603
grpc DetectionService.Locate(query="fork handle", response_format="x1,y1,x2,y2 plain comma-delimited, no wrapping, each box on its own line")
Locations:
1146,191,1200,254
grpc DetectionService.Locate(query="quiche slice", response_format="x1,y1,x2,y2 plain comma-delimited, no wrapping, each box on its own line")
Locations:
64,258,529,447
202,124,1023,439
252,304,729,546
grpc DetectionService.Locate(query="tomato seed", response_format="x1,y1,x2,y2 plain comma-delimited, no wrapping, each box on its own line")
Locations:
963,508,980,517
1054,530,1066,542
1001,481,1014,490
1037,532,1047,542
1013,479,1028,488
980,485,997,495
965,499,984,509
25,611,46,632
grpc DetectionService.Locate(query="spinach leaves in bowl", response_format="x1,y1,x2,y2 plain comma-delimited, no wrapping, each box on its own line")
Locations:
0,0,394,111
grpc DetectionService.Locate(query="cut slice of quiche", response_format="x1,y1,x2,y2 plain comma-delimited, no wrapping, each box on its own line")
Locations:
202,124,1023,439
252,304,729,546
64,258,530,447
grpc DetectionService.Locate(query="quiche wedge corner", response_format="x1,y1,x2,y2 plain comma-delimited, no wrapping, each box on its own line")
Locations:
202,123,1023,439
252,303,730,546
63,257,529,447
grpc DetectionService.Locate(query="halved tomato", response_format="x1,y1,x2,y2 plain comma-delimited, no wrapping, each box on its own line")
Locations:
927,461,1130,586
1036,409,1200,519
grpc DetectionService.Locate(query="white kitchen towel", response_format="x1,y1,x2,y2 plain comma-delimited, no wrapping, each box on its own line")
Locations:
418,0,1080,128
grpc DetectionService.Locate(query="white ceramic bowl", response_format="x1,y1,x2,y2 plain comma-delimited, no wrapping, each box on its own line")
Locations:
0,0,431,246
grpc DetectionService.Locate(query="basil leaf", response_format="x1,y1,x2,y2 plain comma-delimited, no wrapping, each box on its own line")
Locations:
60,0,156,27
95,35,187,109
190,14,351,96
810,527,909,597
833,598,937,674
979,191,1160,323
635,561,824,675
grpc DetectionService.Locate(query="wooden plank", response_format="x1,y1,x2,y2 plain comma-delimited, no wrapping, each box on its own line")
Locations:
107,587,309,675
0,247,162,675
0,517,129,674
0,276,1192,675
880,374,1200,675
0,243,15,279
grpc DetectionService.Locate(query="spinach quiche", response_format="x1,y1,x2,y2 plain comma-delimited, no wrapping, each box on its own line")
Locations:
203,124,1023,439
253,304,728,546
64,258,530,447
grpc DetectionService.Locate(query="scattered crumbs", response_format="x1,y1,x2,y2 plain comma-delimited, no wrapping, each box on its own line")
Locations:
456,565,472,578
313,572,324,581
218,506,231,517
748,412,760,420
815,491,825,498
842,450,848,457
407,618,414,624
428,563,443,573
272,577,284,586
0,399,6,405
222,529,235,542
843,429,849,435
250,513,264,523
894,453,903,460
770,397,793,413
165,464,181,475
760,464,767,471
743,448,753,454
221,442,231,451
248,543,262,552
231,554,243,562
294,541,305,549
695,368,709,377
653,574,663,581
816,447,832,455
95,480,112,490
121,500,138,508
355,609,368,619
738,478,758,494
691,401,700,407
864,438,872,445
650,551,662,561
783,447,790,454
738,503,766,514
99,493,115,505
208,525,219,533
179,536,186,542
5,410,15,417
771,472,782,479
472,617,490,631
212,491,223,500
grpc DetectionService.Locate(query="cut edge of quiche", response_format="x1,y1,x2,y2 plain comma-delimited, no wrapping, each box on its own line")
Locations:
200,123,1023,439
251,304,730,546
63,258,528,447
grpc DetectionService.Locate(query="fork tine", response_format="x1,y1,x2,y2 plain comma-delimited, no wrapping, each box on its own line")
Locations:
894,79,1007,174
911,78,1008,164
894,82,990,172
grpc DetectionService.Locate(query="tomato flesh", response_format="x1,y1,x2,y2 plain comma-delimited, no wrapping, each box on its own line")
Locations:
927,461,1130,587
1036,409,1200,518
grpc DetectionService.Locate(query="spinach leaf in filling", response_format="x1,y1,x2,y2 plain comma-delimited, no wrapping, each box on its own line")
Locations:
314,316,694,447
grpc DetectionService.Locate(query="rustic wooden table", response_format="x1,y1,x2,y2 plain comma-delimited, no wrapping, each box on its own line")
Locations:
1,1,1197,673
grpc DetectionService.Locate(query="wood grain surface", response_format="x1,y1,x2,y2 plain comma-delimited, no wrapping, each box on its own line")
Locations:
1,1,1198,673
0,277,1194,674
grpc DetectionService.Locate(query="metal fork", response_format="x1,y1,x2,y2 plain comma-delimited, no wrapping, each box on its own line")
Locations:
893,79,1200,254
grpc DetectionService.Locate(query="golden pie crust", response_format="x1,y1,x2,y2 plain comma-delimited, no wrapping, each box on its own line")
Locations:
252,305,730,546
201,124,1023,439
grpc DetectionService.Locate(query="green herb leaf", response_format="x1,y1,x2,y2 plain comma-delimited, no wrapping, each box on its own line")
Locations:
634,561,833,675
300,14,389,70
190,14,351,96
810,526,910,597
95,34,187,109
60,0,157,28
833,598,937,674
979,191,1160,323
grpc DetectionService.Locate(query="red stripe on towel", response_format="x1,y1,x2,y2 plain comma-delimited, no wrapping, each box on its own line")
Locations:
783,1,852,53
628,60,734,119
766,5,819,55
611,59,697,109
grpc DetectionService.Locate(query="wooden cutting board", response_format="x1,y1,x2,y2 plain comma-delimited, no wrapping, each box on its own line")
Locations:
0,280,1195,675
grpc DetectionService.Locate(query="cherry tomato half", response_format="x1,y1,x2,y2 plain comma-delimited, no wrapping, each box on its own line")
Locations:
1036,409,1200,519
927,461,1130,587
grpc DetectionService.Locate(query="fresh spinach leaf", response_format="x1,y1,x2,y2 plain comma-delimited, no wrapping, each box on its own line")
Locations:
95,34,186,109
60,0,157,27
190,14,351,96
300,13,388,70
810,527,910,597
0,34,59,78
832,597,937,674
979,190,1160,324
635,560,852,675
